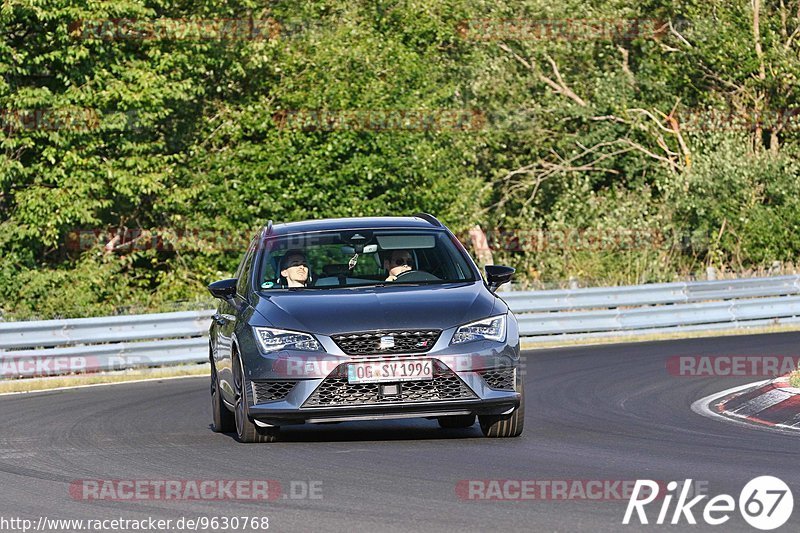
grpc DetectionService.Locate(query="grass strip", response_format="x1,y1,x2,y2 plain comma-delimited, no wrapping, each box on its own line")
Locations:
0,364,208,394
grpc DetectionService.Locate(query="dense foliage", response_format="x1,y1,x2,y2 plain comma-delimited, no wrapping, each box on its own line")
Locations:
2,0,799,318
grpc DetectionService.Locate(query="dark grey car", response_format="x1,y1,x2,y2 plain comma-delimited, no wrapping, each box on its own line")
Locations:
208,214,523,442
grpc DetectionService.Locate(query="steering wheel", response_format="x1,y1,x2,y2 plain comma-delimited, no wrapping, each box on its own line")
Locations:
393,269,440,282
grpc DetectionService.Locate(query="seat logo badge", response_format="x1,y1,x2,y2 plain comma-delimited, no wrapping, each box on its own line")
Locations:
380,336,395,349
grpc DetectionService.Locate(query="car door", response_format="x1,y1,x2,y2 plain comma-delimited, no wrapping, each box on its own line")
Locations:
215,238,257,404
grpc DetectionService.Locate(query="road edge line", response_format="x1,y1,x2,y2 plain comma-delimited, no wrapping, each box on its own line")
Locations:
0,373,207,397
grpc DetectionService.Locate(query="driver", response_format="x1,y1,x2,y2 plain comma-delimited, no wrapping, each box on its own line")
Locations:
384,249,415,281
280,250,310,287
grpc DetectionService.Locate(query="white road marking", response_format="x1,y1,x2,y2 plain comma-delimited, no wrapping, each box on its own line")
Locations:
0,374,206,397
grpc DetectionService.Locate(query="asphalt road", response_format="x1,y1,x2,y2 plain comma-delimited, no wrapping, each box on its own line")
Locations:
1,332,798,532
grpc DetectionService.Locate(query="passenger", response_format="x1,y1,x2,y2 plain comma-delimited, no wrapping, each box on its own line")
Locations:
384,249,415,281
280,250,310,287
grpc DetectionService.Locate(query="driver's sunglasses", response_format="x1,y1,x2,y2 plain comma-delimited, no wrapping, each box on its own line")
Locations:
393,258,414,266
286,260,308,268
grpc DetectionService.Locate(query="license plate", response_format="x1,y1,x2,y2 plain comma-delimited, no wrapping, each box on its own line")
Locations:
348,359,433,384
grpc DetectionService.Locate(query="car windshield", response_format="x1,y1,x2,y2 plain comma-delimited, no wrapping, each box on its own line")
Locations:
257,229,477,290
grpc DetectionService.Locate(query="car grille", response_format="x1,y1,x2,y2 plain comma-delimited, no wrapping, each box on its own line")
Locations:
251,380,297,403
301,361,476,408
331,329,441,355
478,368,516,391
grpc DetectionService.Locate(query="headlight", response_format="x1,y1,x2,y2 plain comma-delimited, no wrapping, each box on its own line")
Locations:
451,315,507,344
253,327,322,353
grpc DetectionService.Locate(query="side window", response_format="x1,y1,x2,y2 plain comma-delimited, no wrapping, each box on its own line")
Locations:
234,249,248,279
236,239,256,297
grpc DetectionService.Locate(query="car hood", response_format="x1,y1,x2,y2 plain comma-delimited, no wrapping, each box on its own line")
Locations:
253,282,499,335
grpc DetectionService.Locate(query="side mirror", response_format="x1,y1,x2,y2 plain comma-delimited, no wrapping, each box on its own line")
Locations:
485,265,514,292
208,278,237,300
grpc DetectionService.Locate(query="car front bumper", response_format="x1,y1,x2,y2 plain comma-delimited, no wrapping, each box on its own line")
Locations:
239,319,522,426
242,357,521,427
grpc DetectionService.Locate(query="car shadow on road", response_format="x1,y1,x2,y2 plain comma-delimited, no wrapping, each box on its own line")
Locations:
210,420,486,443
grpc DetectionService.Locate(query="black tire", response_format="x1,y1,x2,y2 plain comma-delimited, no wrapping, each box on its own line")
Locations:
437,414,476,429
210,358,235,433
233,351,279,443
478,377,524,438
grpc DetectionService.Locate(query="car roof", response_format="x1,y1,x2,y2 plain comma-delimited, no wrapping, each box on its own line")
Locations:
267,216,444,236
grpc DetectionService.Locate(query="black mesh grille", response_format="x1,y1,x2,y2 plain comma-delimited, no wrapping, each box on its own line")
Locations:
251,380,297,403
478,368,516,391
302,361,476,408
331,330,441,355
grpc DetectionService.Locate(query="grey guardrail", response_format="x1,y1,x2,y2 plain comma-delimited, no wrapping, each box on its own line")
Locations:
0,310,213,378
503,275,800,313
2,275,800,378
0,310,214,350
506,275,800,343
